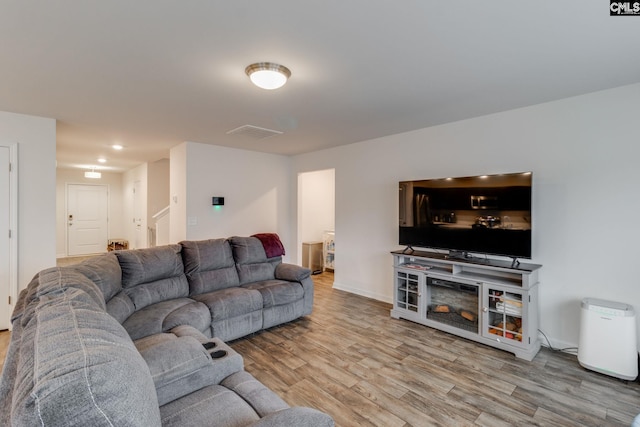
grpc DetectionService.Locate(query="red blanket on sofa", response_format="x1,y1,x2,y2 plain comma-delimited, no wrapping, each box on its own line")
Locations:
251,233,286,258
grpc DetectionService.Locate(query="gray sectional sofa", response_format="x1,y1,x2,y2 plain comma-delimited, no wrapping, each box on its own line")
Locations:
0,236,333,426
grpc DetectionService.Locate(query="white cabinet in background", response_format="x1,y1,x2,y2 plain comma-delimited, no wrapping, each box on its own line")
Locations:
323,231,335,271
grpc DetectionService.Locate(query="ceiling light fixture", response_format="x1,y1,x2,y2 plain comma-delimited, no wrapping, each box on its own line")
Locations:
84,166,101,179
112,144,123,150
97,158,107,163
245,62,291,90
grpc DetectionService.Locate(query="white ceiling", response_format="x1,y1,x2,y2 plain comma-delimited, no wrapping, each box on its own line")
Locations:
1,1,639,173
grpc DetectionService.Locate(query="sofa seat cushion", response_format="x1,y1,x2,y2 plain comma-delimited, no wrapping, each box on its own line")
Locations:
181,239,241,294
241,280,304,309
122,298,211,340
135,334,218,406
193,287,263,322
11,287,161,426
262,300,305,330
160,384,261,427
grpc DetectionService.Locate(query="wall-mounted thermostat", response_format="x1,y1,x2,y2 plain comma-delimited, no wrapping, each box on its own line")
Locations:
212,197,225,206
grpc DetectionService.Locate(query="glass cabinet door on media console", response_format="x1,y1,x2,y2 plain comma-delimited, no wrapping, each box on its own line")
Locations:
395,269,422,318
483,286,531,348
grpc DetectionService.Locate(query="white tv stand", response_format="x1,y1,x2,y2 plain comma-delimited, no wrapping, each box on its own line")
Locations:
391,249,542,361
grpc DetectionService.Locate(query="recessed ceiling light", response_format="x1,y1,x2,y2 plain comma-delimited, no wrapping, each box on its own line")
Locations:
112,144,123,150
245,62,291,90
97,158,107,163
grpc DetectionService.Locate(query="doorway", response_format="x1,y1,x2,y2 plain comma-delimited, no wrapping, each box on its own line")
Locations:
133,179,144,249
66,184,109,256
297,169,335,271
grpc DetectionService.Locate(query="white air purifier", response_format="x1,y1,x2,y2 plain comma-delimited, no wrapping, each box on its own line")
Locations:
578,298,637,380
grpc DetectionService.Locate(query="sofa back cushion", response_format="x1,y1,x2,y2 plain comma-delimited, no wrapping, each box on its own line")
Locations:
115,245,189,311
106,290,136,324
181,239,240,295
21,267,106,311
70,252,122,302
8,278,161,426
230,236,281,284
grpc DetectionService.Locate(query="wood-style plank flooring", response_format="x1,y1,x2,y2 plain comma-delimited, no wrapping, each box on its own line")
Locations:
231,272,640,426
0,330,9,374
1,271,639,426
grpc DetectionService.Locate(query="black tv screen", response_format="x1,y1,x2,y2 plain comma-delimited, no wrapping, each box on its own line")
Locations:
399,172,532,259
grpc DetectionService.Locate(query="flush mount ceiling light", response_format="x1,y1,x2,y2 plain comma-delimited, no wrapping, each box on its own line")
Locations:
245,62,291,90
84,166,101,179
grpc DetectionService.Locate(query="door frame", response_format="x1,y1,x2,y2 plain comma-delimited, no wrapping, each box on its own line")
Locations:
65,182,110,256
1,143,18,330
296,168,335,266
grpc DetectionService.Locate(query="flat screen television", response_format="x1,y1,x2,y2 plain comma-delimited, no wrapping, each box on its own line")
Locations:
399,172,532,259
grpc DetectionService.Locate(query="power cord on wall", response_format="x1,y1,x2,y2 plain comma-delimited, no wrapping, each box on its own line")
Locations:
538,329,578,355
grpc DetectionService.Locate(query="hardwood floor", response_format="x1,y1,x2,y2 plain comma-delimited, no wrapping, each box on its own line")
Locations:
0,329,9,374
231,272,640,427
1,272,639,426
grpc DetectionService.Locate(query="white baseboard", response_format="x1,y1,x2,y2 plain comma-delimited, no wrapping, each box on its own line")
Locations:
332,280,393,304
538,332,577,353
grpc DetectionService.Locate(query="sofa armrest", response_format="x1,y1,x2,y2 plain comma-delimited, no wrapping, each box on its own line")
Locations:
138,335,214,406
137,334,243,406
274,263,314,316
275,263,311,282
248,407,334,427
169,325,245,381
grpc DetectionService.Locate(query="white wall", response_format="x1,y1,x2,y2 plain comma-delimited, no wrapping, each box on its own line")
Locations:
292,83,640,349
170,142,293,260
55,169,125,257
147,158,170,221
123,163,148,249
0,111,56,292
169,143,187,243
147,158,170,246
297,169,335,264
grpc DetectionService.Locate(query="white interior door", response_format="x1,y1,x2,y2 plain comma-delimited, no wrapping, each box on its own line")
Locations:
0,147,11,329
133,180,143,249
67,184,108,256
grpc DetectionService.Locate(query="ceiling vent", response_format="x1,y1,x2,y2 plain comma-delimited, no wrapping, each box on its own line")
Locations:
226,125,283,139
